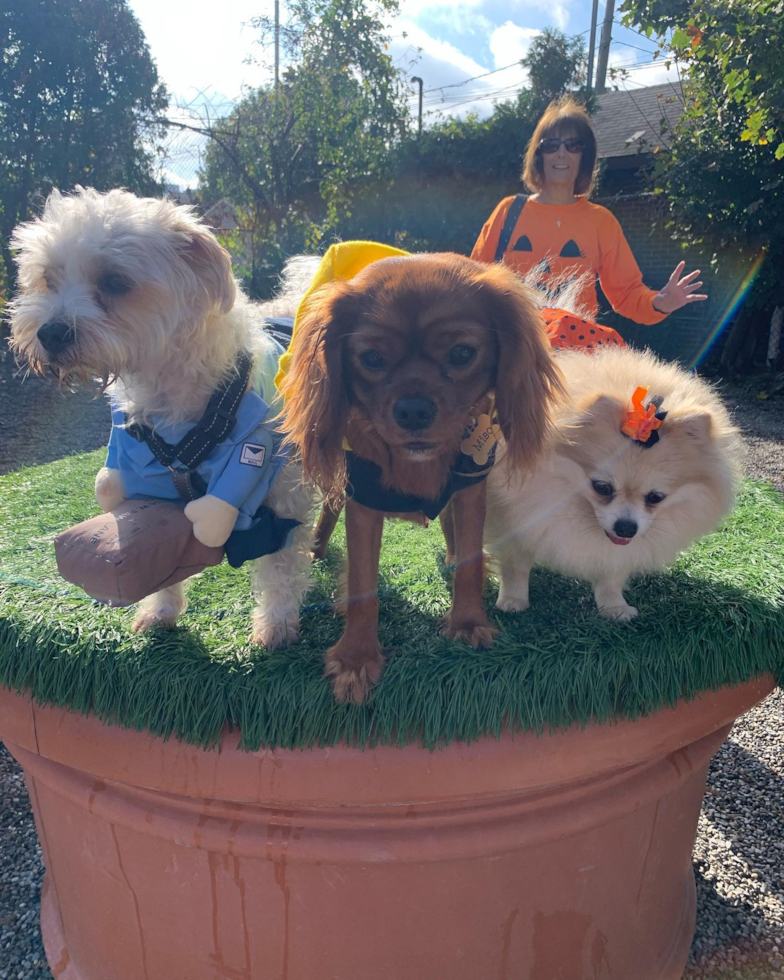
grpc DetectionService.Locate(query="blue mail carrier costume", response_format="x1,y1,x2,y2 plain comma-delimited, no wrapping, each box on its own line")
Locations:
104,323,299,568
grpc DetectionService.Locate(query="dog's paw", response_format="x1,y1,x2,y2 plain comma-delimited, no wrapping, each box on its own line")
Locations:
132,609,178,633
95,467,126,512
184,494,238,547
496,593,530,613
132,588,187,633
252,615,300,650
324,640,385,704
442,612,499,649
599,603,638,622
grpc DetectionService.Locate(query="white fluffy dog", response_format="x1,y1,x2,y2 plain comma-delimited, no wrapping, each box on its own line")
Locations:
9,187,316,646
485,345,742,621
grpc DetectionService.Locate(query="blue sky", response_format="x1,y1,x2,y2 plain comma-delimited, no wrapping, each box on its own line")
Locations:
128,0,679,187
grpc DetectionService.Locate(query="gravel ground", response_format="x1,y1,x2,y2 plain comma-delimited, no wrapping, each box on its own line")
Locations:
0,344,783,978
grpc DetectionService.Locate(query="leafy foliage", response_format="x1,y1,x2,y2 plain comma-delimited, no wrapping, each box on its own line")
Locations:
522,26,588,113
199,21,586,295
0,0,167,292
620,0,784,315
199,0,409,295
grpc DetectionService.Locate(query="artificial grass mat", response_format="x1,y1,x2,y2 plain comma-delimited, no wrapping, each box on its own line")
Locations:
0,449,782,751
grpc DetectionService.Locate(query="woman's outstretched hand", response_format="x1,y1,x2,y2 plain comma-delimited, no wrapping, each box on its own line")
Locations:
653,261,708,314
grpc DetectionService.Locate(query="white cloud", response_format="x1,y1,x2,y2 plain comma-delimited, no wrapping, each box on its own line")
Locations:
160,168,200,191
394,19,489,80
398,0,492,36
392,21,530,121
508,0,571,30
399,0,484,12
129,0,272,102
402,0,571,28
488,22,539,69
606,49,683,90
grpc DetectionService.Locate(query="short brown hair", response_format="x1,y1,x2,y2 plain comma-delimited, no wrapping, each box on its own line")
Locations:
521,97,598,197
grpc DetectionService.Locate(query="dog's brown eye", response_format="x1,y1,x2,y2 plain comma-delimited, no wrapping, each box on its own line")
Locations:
99,273,131,296
591,480,614,497
360,350,385,371
448,344,476,367
645,491,666,505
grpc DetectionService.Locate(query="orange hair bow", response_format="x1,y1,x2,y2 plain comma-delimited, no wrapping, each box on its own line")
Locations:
621,387,666,447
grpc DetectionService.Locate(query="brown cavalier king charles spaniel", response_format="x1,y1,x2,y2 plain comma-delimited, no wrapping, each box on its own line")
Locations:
278,253,563,703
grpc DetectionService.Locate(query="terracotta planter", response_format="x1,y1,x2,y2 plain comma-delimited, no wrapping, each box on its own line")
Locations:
0,676,774,980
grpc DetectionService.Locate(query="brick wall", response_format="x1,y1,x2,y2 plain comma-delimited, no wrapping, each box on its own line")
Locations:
593,194,755,366
345,180,757,366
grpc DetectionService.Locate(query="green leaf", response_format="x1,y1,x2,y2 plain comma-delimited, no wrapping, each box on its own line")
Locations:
671,28,690,50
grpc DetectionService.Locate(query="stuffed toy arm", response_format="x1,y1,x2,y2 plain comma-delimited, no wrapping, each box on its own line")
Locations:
183,426,276,547
96,421,126,512
184,495,239,547
95,468,126,512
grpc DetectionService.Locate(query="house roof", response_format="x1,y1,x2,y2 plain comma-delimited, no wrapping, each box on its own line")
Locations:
202,198,240,231
593,82,685,159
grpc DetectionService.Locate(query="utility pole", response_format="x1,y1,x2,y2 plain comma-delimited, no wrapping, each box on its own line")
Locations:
274,0,280,110
595,0,616,94
411,76,423,136
587,0,600,92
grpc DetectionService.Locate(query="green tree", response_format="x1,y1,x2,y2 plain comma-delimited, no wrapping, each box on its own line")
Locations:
342,27,589,253
522,26,587,113
395,27,587,183
199,0,409,295
0,0,167,292
620,0,784,366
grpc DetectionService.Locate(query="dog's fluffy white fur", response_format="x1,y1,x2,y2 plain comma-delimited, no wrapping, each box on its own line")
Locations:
9,186,317,645
485,345,743,620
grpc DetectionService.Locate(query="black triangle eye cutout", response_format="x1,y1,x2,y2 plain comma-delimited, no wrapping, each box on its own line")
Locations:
512,234,532,252
559,240,584,258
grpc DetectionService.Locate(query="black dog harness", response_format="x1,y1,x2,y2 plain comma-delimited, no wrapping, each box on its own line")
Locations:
346,446,497,519
126,348,255,502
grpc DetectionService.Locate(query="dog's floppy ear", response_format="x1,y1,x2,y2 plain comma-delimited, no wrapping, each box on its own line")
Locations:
476,263,564,471
277,281,358,500
176,214,236,315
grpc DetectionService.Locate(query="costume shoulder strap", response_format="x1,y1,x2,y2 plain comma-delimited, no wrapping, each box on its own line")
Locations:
494,194,528,262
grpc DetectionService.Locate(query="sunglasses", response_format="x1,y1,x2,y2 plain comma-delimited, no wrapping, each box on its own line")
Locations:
538,137,585,154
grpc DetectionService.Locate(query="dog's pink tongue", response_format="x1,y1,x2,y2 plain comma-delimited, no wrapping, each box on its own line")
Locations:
605,531,632,546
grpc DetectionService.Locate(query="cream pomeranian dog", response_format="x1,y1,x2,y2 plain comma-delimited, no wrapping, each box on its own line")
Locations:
484,344,742,621
8,187,316,646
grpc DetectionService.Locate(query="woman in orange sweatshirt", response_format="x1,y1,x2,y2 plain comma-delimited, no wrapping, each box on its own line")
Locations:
471,97,706,350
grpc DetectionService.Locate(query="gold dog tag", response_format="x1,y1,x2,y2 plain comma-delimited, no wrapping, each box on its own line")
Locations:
461,414,501,466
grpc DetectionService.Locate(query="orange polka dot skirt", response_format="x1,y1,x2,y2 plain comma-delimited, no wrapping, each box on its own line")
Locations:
542,308,626,352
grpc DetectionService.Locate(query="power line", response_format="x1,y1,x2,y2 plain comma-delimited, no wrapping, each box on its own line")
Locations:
420,26,592,98
420,80,524,105
611,38,658,55
422,61,525,95
423,84,525,116
613,18,669,43
608,57,675,71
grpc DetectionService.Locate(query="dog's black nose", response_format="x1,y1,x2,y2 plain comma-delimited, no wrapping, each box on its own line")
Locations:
613,518,638,539
37,321,74,355
393,396,438,431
